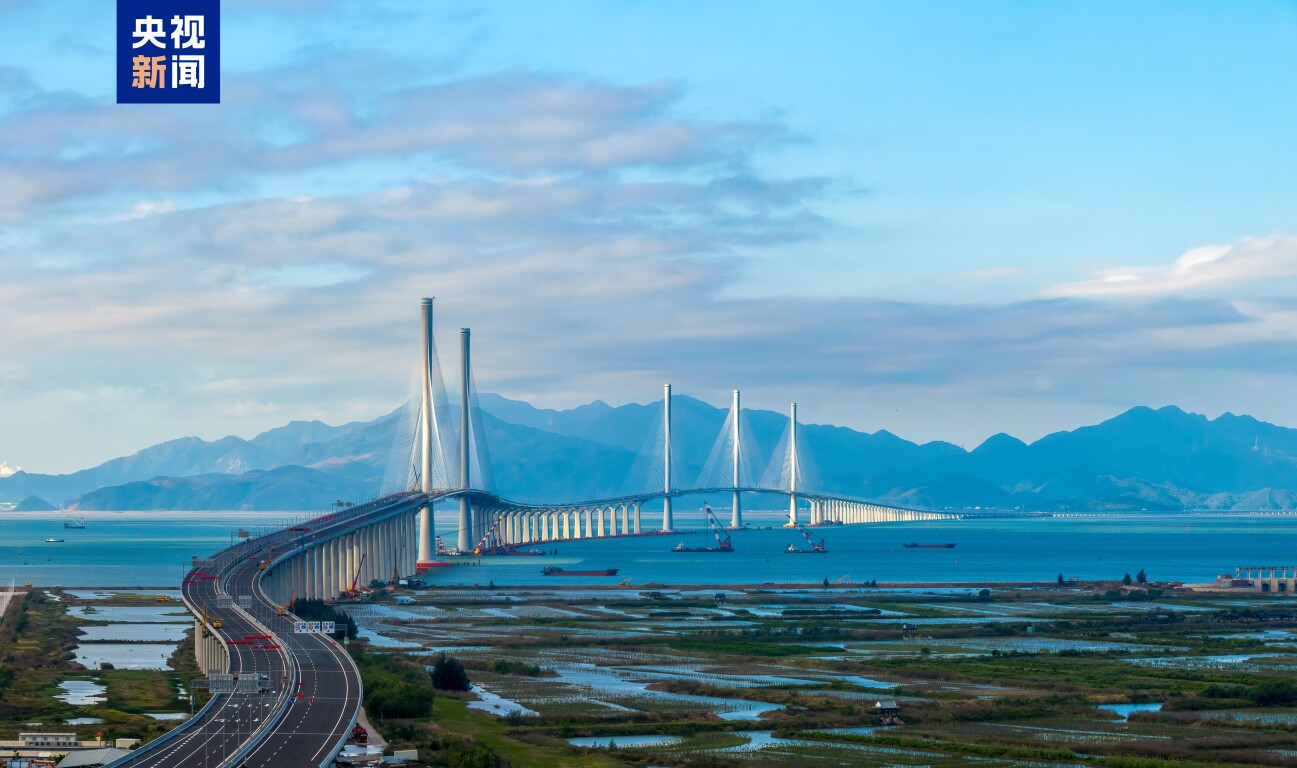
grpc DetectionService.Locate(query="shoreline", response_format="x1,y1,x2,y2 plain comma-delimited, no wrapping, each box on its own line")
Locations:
48,580,1058,591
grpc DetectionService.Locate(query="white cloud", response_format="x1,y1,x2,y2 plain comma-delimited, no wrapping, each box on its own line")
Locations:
119,199,177,220
1046,235,1297,298
0,461,20,477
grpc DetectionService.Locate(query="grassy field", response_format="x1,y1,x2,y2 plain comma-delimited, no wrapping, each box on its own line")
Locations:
0,590,200,744
338,581,1297,767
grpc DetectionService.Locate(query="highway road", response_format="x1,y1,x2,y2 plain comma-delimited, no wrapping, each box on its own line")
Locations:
107,492,430,768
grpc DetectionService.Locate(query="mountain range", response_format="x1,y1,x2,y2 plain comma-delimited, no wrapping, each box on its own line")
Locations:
4,396,1297,512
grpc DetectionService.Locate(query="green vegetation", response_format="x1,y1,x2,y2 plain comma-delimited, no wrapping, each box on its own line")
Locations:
292,598,358,639
335,580,1297,767
0,590,202,745
351,645,435,718
431,652,472,691
478,659,548,677
666,637,825,657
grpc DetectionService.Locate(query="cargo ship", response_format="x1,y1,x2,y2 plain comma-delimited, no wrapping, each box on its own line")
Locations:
64,517,86,529
903,542,956,549
541,566,619,576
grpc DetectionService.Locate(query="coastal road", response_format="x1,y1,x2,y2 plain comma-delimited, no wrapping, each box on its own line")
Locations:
108,493,428,768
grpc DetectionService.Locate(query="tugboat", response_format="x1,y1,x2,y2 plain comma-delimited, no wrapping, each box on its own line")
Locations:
903,542,956,549
541,566,619,576
784,524,827,554
671,504,734,553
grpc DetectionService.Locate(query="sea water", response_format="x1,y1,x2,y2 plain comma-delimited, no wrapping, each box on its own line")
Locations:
3,509,1297,588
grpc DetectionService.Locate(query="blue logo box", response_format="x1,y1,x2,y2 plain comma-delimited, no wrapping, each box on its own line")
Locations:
116,0,220,104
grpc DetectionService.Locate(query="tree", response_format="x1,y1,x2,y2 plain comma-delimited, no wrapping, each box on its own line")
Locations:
1136,569,1147,584
977,588,992,601
1123,573,1133,586
1057,573,1065,585
823,577,830,589
431,653,471,692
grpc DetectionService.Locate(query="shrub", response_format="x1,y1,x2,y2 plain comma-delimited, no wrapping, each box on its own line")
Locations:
431,653,471,692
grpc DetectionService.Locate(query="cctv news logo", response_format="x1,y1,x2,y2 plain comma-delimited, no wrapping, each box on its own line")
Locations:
116,0,220,104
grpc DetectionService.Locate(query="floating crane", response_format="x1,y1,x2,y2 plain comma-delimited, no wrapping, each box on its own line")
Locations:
671,503,733,553
785,524,827,554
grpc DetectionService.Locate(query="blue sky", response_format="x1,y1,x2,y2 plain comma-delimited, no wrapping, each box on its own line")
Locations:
2,0,1297,473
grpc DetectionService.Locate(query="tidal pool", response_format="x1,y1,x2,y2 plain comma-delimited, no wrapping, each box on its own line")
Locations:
79,624,187,642
551,664,784,720
56,679,106,705
74,642,176,670
464,683,538,717
1098,702,1163,720
65,589,183,601
568,735,682,748
69,605,190,623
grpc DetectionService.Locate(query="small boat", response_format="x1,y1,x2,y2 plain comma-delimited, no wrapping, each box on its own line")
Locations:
45,538,65,543
541,566,619,576
903,542,956,549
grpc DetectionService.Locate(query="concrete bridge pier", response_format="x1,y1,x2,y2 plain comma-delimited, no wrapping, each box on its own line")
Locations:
193,618,228,675
310,544,319,599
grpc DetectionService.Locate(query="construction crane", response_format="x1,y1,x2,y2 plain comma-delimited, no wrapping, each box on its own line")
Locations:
276,589,295,616
785,524,827,554
201,603,221,632
339,553,367,600
833,573,852,584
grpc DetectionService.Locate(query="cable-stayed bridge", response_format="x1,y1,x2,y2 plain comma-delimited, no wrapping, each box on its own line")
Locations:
376,298,954,572
111,298,954,767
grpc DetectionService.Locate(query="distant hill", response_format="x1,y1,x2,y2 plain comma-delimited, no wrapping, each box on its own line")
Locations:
7,396,1297,512
73,467,373,511
13,495,57,512
0,418,374,505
